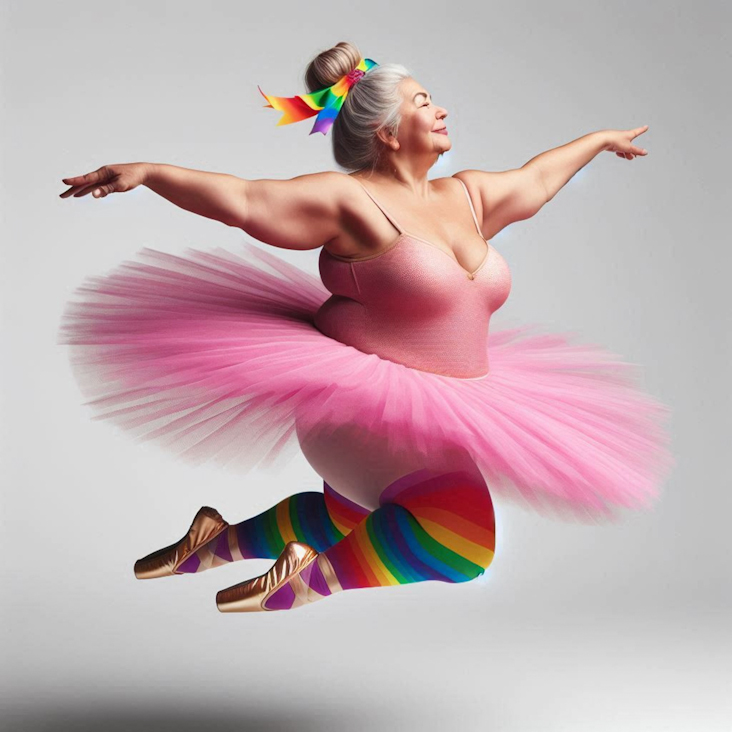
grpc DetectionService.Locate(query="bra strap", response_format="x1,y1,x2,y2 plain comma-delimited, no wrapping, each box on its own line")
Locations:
353,179,405,235
455,178,484,238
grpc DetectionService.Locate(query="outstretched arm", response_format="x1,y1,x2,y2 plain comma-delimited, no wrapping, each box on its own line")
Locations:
454,127,648,240
144,164,251,228
60,163,349,251
526,127,648,201
146,166,348,250
525,130,609,201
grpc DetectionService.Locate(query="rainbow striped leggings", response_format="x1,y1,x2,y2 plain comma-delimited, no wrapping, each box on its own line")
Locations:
179,467,496,603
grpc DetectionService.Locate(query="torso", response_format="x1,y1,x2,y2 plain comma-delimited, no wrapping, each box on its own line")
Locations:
313,174,512,379
325,174,490,274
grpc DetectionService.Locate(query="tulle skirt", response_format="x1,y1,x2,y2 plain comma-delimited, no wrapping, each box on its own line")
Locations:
57,241,675,519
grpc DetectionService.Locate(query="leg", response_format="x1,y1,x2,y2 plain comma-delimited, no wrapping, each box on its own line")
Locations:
169,481,369,574
296,416,477,512
324,467,496,590
216,466,496,611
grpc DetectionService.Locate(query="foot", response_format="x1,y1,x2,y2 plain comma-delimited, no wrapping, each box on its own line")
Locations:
216,541,339,612
134,506,229,579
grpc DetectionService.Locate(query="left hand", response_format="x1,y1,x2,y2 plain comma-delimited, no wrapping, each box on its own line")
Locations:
603,126,649,159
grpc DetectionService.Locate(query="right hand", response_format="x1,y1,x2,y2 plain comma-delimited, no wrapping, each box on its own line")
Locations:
59,162,152,199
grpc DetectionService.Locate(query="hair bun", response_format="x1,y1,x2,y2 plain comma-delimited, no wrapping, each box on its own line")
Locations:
304,41,362,93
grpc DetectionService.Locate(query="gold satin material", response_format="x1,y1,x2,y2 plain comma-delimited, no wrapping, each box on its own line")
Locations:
133,506,229,579
216,541,319,612
317,553,343,594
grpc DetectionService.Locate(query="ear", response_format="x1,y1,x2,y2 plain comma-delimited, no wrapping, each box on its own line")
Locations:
376,126,398,148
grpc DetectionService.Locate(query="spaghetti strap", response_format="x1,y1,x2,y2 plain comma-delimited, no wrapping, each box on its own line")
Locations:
455,178,485,238
353,179,405,236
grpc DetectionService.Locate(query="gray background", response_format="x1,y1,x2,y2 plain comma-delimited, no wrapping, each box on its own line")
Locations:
1,0,730,730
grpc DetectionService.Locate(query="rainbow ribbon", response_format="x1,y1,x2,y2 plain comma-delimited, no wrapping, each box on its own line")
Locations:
258,58,378,136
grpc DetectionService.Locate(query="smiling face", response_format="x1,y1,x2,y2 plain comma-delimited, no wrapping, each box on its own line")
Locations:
385,77,451,159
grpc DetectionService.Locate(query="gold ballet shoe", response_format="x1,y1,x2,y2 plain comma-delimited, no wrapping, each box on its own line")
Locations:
134,506,229,580
216,541,319,612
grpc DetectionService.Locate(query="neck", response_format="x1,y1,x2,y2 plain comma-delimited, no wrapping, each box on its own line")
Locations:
363,150,440,199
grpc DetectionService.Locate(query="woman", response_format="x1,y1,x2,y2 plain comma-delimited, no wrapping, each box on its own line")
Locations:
57,42,673,613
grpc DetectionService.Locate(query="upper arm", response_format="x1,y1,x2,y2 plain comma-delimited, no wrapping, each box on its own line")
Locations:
235,171,348,251
452,167,547,240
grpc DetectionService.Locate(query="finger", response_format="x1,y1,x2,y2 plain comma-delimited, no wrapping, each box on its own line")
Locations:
61,166,109,187
632,125,649,137
62,171,103,186
72,183,103,198
94,183,117,198
59,185,87,198
619,146,646,157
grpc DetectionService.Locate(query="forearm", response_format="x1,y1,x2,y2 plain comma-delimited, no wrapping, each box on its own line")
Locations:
143,163,246,227
524,131,610,202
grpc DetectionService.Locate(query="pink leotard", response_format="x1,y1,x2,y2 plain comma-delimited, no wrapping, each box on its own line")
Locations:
314,178,512,378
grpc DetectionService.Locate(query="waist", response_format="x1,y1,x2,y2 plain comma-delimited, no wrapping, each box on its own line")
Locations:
313,298,490,379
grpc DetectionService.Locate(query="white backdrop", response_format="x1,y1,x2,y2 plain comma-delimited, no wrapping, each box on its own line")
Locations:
1,1,730,730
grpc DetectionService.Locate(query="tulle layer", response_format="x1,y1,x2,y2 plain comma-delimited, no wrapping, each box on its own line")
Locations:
57,241,675,517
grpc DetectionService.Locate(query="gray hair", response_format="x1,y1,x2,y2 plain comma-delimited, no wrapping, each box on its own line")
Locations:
331,63,412,172
304,43,412,172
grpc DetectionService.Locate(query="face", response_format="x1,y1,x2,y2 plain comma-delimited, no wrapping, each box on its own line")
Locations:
385,77,451,158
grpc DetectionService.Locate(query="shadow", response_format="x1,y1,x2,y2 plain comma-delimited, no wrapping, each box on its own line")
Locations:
2,703,389,732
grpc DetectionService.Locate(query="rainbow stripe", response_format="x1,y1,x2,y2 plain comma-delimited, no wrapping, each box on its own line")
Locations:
323,480,370,535
380,468,496,569
258,58,378,136
179,470,496,611
234,492,345,558
176,491,348,573
322,469,496,590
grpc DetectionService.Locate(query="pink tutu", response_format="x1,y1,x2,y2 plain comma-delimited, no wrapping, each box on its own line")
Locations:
57,241,675,518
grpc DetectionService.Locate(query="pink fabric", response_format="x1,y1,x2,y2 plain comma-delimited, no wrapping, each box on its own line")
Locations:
57,183,675,518
315,179,511,378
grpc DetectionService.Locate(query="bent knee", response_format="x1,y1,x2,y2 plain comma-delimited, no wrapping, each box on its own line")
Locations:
456,546,495,582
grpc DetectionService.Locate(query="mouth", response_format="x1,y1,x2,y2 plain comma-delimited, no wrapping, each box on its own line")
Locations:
434,128,448,135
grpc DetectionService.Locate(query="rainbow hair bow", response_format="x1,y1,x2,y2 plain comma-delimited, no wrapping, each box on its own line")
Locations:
258,58,378,136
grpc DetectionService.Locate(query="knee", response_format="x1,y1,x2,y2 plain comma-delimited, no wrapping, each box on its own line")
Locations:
447,550,494,584
323,481,371,535
380,469,496,569
379,500,496,583
472,546,495,576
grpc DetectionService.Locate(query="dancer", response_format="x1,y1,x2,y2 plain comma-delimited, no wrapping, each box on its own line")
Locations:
58,41,674,612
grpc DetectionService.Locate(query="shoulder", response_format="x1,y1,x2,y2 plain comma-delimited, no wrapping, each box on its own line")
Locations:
305,171,374,209
450,168,547,238
277,171,368,225
290,170,355,193
451,168,545,209
449,170,494,217
306,170,367,190
430,174,476,202
284,170,364,196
